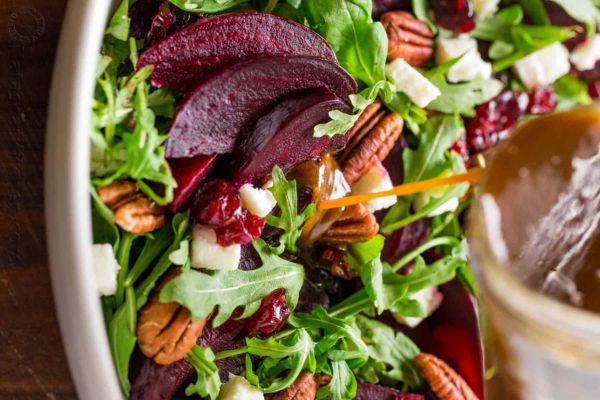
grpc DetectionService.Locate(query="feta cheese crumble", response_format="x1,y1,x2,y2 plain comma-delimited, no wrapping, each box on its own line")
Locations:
436,35,492,83
217,374,264,400
240,184,277,218
351,161,397,213
513,42,570,89
191,225,241,270
570,34,600,72
386,58,441,108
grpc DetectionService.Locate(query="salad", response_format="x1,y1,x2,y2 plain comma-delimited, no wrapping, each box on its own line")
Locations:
90,0,600,399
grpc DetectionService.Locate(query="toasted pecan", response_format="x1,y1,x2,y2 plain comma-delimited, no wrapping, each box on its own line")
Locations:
269,372,318,400
416,353,479,400
320,204,379,245
382,11,434,67
137,271,208,365
341,112,404,185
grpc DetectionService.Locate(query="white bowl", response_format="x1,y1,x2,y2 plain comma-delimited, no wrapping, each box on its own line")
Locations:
45,1,122,398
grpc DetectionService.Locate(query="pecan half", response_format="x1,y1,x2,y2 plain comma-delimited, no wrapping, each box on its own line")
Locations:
382,11,434,67
341,112,404,185
416,353,479,400
96,181,166,234
320,204,379,245
269,372,318,400
137,271,208,365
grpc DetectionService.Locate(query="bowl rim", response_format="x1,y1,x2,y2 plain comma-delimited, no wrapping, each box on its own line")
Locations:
45,0,122,398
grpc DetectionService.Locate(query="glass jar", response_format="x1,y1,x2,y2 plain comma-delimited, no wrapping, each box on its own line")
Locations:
469,126,600,399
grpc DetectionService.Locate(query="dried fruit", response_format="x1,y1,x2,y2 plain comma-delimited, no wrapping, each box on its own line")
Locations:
321,247,355,279
269,372,317,400
341,112,404,185
354,381,423,400
381,11,434,67
416,353,479,400
527,86,557,115
466,90,528,153
165,56,357,158
320,204,379,245
432,0,476,33
96,181,166,234
215,210,266,246
232,89,350,181
193,180,242,227
138,11,337,91
245,288,291,338
137,271,209,365
589,81,600,99
167,154,216,212
372,0,412,19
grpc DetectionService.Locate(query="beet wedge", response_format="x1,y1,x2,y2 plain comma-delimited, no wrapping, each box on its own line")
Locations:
232,88,350,181
165,55,357,158
137,11,337,91
167,154,217,212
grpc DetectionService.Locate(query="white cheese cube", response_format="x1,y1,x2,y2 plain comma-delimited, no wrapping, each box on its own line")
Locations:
428,196,460,217
513,42,570,89
393,286,443,328
570,34,600,71
351,161,397,213
191,225,240,270
240,184,277,218
436,36,492,83
217,375,264,400
92,243,121,296
386,59,441,108
474,0,500,20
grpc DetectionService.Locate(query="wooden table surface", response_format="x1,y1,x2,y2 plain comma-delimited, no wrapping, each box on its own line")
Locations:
0,1,78,398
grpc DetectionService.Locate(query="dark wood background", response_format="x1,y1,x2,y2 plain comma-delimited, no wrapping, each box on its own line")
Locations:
0,1,78,398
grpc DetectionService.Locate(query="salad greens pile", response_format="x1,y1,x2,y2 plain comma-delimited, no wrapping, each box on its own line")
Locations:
91,0,600,399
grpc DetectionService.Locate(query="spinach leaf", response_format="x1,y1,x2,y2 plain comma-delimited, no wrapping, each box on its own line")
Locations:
185,346,221,399
170,0,248,13
427,76,504,117
302,0,387,86
105,0,130,41
161,239,305,326
266,166,316,254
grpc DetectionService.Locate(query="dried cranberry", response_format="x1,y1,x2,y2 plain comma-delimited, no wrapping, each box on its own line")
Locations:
450,133,470,167
193,180,241,227
466,90,528,153
215,211,265,246
146,2,175,44
245,289,291,337
432,0,476,33
589,81,600,99
527,86,557,115
321,247,352,279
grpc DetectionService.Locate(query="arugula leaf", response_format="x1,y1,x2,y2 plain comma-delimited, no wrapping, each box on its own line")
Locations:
383,89,428,134
549,0,598,35
185,345,221,399
427,75,504,117
345,234,385,270
161,239,305,326
90,186,120,248
554,75,593,111
403,115,465,183
105,0,130,41
266,166,316,254
354,315,423,390
247,329,315,393
517,0,550,25
302,0,387,86
471,5,575,71
317,360,357,400
170,0,248,13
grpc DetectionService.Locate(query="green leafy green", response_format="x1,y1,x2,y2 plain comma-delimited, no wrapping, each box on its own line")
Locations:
302,0,387,86
403,115,465,183
355,315,423,390
266,166,316,254
471,5,575,71
185,346,221,399
105,0,130,41
345,234,385,270
517,0,550,25
170,0,248,13
317,360,357,400
412,0,436,32
161,239,305,326
91,186,120,248
554,75,593,111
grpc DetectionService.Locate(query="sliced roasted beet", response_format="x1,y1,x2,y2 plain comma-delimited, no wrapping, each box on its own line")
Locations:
129,0,199,44
137,11,337,91
232,89,351,181
382,219,431,265
355,381,424,400
165,56,356,158
130,314,247,400
167,154,216,212
372,0,411,19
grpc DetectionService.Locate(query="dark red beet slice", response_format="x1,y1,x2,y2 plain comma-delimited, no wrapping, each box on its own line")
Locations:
355,381,424,400
137,11,337,91
130,314,247,400
165,56,357,158
382,219,431,265
372,0,411,19
167,154,216,212
232,89,350,181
